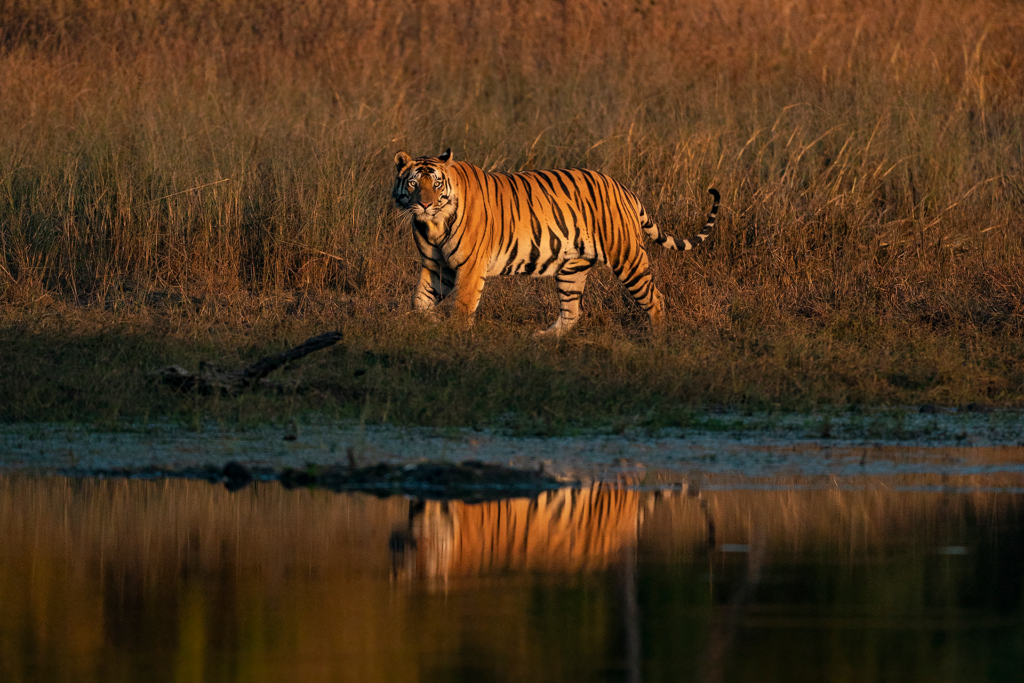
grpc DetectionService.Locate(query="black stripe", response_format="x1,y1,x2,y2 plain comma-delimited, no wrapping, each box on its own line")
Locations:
537,230,563,275
523,212,542,274
549,170,575,200
500,238,520,275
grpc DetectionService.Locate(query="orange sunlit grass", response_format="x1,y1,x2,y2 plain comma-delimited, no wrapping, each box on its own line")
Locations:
1,0,1023,425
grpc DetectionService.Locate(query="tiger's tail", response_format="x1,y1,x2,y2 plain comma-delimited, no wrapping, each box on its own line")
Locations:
642,188,720,252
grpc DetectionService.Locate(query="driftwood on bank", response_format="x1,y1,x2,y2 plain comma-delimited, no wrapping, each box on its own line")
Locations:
151,331,342,395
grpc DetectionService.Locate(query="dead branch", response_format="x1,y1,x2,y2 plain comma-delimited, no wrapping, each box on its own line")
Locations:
151,331,342,395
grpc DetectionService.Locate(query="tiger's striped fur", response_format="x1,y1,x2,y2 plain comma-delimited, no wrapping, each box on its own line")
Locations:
392,148,720,337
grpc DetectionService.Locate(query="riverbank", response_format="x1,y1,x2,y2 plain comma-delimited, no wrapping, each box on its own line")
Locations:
4,409,1023,490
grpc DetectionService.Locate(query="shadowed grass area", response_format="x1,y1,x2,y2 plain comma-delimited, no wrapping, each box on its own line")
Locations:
2,294,1022,430
1,0,1023,427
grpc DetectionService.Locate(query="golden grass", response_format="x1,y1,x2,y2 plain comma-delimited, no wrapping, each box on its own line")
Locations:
1,0,1023,423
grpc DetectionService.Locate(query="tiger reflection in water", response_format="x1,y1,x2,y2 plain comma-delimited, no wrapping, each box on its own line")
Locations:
389,484,668,584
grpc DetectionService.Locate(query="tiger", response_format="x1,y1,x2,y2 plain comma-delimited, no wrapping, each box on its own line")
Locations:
392,148,720,338
389,485,667,583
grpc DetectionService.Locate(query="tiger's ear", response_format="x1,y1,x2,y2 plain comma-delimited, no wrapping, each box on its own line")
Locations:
438,148,453,163
394,151,413,171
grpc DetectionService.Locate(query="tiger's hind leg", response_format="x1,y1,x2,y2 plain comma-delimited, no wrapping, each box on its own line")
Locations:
608,247,667,338
534,259,595,339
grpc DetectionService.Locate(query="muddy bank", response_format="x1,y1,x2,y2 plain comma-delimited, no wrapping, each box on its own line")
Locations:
3,409,1024,490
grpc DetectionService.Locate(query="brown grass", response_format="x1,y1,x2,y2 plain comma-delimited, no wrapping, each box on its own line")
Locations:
1,0,1023,424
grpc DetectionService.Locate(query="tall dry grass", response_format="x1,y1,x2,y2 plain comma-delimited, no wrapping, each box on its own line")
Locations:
1,0,1023,421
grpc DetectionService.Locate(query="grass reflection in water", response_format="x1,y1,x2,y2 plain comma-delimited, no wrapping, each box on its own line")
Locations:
1,476,1021,682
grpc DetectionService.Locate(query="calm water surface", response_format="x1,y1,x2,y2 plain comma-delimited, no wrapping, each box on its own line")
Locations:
2,475,1023,682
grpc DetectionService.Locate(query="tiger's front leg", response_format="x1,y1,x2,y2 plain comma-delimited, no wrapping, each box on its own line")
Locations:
412,263,456,313
451,260,488,326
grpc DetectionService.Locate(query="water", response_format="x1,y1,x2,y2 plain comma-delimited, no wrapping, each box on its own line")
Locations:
3,475,1023,682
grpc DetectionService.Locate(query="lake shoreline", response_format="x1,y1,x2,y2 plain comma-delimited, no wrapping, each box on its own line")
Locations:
5,409,1024,492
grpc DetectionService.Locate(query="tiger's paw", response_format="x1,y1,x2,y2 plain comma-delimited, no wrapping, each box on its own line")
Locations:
451,315,476,333
414,308,440,322
533,324,569,340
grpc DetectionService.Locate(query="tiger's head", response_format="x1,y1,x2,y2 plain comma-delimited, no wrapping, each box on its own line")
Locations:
392,148,456,221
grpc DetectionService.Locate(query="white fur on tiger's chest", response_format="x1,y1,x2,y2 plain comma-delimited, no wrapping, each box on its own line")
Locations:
415,217,449,245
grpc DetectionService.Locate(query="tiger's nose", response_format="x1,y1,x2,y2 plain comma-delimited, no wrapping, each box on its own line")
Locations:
419,200,432,209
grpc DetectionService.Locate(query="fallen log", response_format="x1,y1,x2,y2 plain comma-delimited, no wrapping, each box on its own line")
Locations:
151,331,342,395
